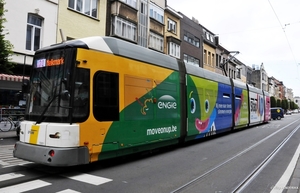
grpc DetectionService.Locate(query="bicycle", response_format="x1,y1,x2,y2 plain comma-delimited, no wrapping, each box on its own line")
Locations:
0,116,23,132
0,116,14,132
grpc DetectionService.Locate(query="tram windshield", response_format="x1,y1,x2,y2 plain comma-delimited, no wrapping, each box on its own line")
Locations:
24,48,90,123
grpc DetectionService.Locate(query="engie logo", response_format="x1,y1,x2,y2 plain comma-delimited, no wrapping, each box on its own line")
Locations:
157,95,177,109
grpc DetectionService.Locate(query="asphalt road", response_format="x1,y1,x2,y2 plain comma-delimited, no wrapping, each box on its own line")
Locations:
0,114,300,193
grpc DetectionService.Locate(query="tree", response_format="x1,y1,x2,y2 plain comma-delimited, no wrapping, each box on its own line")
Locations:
276,99,281,108
270,96,276,107
0,0,14,74
282,99,288,110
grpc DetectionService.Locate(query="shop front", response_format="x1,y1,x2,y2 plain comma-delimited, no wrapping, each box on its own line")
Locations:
0,74,29,108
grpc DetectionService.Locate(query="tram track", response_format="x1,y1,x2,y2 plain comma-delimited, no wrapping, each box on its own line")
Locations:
170,119,300,193
232,124,300,192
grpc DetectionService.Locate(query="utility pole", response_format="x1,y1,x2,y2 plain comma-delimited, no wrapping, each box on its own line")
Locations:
220,51,240,77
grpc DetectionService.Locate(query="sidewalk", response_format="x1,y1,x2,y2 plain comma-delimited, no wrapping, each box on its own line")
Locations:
0,130,18,139
287,154,300,193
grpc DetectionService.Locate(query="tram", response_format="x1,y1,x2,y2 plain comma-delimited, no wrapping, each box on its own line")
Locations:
13,36,270,166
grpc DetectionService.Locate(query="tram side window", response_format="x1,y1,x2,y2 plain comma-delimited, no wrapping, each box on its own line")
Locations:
94,71,119,121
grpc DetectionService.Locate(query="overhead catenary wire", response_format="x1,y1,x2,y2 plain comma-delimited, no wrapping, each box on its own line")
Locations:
268,0,298,69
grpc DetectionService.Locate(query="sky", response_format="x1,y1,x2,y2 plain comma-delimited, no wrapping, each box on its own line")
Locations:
168,0,300,97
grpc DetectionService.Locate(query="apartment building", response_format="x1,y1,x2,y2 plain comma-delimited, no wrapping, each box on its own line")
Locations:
164,6,182,59
268,77,277,97
1,0,58,107
1,0,293,107
251,63,268,92
285,88,293,101
233,58,246,83
106,0,167,53
57,0,107,41
179,14,202,67
202,27,217,72
269,76,284,100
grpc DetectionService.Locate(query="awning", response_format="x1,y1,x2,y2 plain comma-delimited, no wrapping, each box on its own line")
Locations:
0,74,29,82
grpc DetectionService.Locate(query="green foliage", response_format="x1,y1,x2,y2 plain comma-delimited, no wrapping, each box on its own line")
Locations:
282,99,288,110
270,96,276,107
290,101,295,109
276,99,281,108
0,0,15,74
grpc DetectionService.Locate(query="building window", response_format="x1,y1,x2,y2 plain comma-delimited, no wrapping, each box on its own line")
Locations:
237,68,241,78
112,16,137,42
208,52,211,65
68,0,98,18
184,54,200,67
216,54,222,68
138,0,148,47
206,32,210,40
120,0,137,8
149,3,164,23
149,32,163,52
184,35,188,42
183,31,199,47
203,30,215,43
203,50,207,64
26,14,43,51
167,18,176,33
212,53,215,67
168,42,180,58
262,83,266,91
210,35,214,42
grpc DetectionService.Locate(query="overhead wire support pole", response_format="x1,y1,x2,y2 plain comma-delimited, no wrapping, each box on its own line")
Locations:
220,51,240,77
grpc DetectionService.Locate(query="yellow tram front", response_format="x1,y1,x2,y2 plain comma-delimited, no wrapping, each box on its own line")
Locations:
14,40,92,166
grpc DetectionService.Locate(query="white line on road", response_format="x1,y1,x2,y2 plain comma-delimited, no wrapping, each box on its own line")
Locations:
62,172,112,185
0,173,24,182
270,143,300,193
56,189,81,193
0,179,51,193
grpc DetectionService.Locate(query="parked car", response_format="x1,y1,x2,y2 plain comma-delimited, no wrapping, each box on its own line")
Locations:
270,107,284,120
286,110,292,115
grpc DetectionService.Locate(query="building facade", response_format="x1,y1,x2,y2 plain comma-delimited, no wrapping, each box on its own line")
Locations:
164,6,182,58
202,27,217,72
1,0,295,107
251,63,268,92
179,14,202,67
57,0,107,42
1,0,58,107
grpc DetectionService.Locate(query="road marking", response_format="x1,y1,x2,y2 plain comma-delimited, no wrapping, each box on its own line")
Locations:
62,172,112,185
0,144,31,167
0,179,51,193
0,173,24,182
56,189,81,193
270,143,300,193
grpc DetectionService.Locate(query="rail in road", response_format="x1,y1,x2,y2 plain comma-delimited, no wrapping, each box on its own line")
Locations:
168,119,300,193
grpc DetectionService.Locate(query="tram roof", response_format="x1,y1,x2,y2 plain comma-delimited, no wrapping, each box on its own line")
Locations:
36,36,180,71
185,64,231,85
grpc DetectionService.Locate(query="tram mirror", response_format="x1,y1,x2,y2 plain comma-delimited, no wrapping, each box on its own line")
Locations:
22,79,30,93
61,90,70,101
